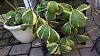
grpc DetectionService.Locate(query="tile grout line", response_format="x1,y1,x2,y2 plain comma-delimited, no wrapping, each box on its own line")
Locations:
78,49,82,56
7,46,13,56
27,43,32,56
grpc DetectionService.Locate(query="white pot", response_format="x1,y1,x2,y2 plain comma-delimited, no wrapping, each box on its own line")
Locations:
3,24,36,43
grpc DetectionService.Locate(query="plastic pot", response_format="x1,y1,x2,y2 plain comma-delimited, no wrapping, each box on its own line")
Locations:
4,24,36,43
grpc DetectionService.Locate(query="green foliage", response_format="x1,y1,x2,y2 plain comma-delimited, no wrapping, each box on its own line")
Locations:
22,9,37,25
5,11,16,20
36,0,48,17
36,1,90,55
47,37,74,54
61,22,72,34
37,18,46,28
60,3,73,14
37,24,60,43
46,12,56,21
1,7,37,31
47,43,58,54
48,27,60,43
56,4,64,15
69,9,87,28
47,1,59,13
49,21,59,29
37,25,50,43
59,45,72,53
60,37,75,47
77,4,90,11
22,9,33,25
77,35,89,43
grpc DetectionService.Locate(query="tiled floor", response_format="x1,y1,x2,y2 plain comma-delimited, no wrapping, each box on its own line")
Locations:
0,27,43,56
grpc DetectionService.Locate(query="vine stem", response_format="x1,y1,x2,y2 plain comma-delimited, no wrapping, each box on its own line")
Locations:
5,0,17,10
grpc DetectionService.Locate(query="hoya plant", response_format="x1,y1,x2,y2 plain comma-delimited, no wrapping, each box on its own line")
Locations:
35,1,90,55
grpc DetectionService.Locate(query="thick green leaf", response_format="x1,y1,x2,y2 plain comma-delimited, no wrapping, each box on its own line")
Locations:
47,1,59,13
77,4,90,11
49,21,59,29
48,27,60,43
22,9,37,25
15,13,22,25
69,9,87,28
62,22,77,35
59,45,72,54
37,18,46,28
47,43,58,54
37,24,60,43
60,37,75,47
77,35,89,43
46,12,56,21
60,3,73,14
61,22,72,34
58,12,69,23
5,18,15,26
54,47,61,54
56,4,64,15
71,28,78,35
37,25,50,42
5,11,16,19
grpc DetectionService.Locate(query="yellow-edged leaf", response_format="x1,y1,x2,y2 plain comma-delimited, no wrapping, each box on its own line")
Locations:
77,4,90,11
47,1,59,13
48,27,60,43
47,43,58,54
69,9,87,28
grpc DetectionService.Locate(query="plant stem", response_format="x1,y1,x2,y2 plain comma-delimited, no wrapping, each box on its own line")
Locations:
5,0,17,10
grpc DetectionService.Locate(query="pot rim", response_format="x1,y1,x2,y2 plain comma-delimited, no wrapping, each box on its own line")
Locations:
3,22,26,31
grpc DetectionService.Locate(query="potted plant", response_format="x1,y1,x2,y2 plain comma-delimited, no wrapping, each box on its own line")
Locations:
1,7,37,43
34,1,90,56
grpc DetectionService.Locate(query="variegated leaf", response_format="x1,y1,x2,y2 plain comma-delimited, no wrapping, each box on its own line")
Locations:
37,25,60,43
37,18,46,28
56,4,64,15
60,37,75,47
59,45,72,54
46,12,56,21
77,4,90,11
49,21,59,29
69,9,87,28
61,22,72,34
37,25,50,42
60,3,73,14
22,9,37,25
77,35,89,43
47,43,58,54
48,27,60,43
47,1,59,13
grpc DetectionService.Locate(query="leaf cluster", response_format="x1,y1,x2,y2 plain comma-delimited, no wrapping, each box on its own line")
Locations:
35,1,90,54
